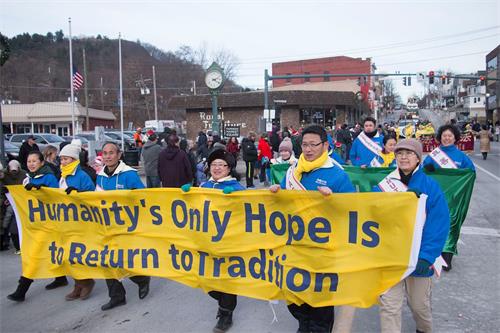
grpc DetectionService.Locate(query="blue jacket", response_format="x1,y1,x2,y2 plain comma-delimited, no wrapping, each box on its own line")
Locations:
200,178,246,191
349,133,384,166
423,144,475,171
24,173,59,188
96,161,145,191
280,159,355,193
61,165,96,192
373,167,450,277
329,150,346,165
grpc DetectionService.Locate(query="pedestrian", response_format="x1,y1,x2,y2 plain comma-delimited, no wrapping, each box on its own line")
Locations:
376,139,450,333
79,149,97,184
96,142,151,310
141,132,162,188
7,151,66,302
257,133,272,186
18,135,40,171
477,124,493,160
336,124,353,161
57,143,96,301
423,124,475,270
350,117,384,167
158,134,193,188
270,137,297,165
181,149,245,333
241,131,258,188
2,160,26,253
133,127,144,148
42,145,61,179
226,136,240,161
270,125,281,154
180,138,197,184
495,121,500,142
374,135,397,167
269,125,355,333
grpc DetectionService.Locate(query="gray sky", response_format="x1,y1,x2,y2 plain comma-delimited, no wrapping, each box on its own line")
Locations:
1,0,499,100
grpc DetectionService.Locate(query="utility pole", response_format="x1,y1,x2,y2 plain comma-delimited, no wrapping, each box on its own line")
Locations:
100,77,104,110
135,75,152,119
83,48,90,131
192,80,197,95
152,65,158,122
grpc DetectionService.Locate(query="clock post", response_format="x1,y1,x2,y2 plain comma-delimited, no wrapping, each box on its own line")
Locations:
205,62,225,135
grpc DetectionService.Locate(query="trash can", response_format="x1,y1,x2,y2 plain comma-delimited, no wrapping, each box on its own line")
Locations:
123,148,140,166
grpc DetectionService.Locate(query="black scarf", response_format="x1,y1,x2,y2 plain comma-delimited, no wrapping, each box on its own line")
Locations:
364,130,377,138
398,168,414,186
28,164,53,179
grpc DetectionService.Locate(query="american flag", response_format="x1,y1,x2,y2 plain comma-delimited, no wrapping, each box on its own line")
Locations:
72,66,84,91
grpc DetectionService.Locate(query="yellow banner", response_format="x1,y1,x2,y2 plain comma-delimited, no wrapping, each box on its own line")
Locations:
7,186,426,308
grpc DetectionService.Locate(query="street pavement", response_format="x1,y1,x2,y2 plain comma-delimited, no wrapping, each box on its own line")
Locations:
1,141,499,333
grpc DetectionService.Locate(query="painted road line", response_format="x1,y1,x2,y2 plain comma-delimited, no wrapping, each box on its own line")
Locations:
474,163,500,182
460,226,500,238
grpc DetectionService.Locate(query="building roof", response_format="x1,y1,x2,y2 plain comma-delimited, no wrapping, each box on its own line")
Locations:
2,102,116,123
271,80,360,93
168,90,357,110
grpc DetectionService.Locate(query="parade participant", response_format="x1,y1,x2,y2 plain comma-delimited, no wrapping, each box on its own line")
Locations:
374,135,397,167
270,137,297,165
42,145,61,179
269,125,355,333
349,117,384,167
241,131,258,188
181,149,245,333
257,133,272,186
141,131,162,188
2,160,26,253
57,143,96,301
158,134,193,188
18,135,40,171
7,151,64,302
375,139,450,333
96,142,151,311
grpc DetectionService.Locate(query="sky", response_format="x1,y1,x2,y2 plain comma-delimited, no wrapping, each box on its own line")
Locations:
1,0,499,101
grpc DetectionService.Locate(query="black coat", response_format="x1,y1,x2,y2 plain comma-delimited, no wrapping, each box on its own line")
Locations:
158,146,193,188
241,138,258,162
18,142,40,171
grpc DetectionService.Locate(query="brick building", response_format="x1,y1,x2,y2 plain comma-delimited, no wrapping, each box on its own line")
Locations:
168,90,358,140
486,45,499,123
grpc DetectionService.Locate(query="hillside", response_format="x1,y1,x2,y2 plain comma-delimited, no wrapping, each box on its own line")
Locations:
0,31,241,126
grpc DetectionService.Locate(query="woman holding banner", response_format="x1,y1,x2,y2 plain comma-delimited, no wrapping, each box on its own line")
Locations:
181,149,245,333
374,135,397,167
375,139,450,333
57,143,96,301
349,117,384,167
96,142,151,311
422,124,475,270
7,151,64,302
270,125,355,333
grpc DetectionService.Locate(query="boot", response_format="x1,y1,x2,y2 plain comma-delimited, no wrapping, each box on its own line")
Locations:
442,252,453,271
45,276,68,290
297,319,309,333
213,308,233,333
65,283,83,301
138,279,150,299
79,279,95,300
7,276,33,302
101,298,126,311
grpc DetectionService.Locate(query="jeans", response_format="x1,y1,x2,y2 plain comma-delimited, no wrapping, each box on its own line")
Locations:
146,176,161,188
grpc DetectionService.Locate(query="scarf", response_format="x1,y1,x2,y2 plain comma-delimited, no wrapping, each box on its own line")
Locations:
364,130,377,138
61,160,80,179
28,163,53,179
294,150,329,181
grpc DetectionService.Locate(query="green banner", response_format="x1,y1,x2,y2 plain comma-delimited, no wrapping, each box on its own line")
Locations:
270,164,476,254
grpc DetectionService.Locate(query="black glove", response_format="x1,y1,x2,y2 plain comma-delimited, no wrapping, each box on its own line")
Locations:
424,163,435,172
65,186,78,195
407,188,422,198
25,183,35,191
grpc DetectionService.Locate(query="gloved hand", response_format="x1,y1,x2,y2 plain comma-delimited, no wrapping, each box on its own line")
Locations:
65,186,78,195
414,259,432,275
407,188,422,198
222,186,235,194
25,183,42,191
424,164,435,172
181,183,192,193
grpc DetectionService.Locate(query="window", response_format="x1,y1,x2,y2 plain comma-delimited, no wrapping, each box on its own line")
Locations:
10,135,27,143
474,98,477,103
304,72,310,82
478,97,480,102
324,71,330,82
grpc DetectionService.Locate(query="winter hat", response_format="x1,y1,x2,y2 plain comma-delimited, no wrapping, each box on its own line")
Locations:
71,139,83,148
394,139,423,161
59,144,81,160
207,149,236,169
8,160,21,171
279,137,293,154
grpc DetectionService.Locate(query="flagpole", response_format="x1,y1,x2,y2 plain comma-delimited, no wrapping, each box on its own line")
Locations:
68,17,76,138
118,33,125,150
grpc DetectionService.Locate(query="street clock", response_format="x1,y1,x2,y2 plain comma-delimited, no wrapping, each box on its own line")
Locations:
205,63,225,90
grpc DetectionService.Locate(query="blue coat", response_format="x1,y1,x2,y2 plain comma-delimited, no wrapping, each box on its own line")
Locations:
349,133,384,166
25,173,59,188
280,159,355,193
200,178,245,191
423,144,475,171
61,165,95,192
96,161,145,191
373,167,450,277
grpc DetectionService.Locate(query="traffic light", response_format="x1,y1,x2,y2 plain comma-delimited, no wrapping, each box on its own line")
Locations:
403,77,407,86
441,75,447,84
429,71,434,84
407,77,411,86
479,76,485,85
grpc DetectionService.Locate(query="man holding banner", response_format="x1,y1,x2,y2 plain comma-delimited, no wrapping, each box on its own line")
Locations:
349,117,384,167
270,125,355,333
376,139,450,333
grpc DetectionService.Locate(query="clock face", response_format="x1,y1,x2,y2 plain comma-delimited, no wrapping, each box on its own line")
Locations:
205,70,224,90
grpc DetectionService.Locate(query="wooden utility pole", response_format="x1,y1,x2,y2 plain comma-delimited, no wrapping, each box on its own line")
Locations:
83,48,90,130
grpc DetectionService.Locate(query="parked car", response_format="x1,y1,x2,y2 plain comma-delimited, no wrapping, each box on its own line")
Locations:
9,133,66,150
62,136,90,150
3,141,20,160
104,132,135,149
75,133,123,149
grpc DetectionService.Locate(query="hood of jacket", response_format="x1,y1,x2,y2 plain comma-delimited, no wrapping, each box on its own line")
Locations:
163,146,180,160
97,160,136,177
143,140,159,149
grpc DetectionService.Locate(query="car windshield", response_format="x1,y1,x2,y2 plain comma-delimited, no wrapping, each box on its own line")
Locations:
44,134,65,142
5,141,17,149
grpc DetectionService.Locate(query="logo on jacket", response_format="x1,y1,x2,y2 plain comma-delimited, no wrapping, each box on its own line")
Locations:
315,178,327,186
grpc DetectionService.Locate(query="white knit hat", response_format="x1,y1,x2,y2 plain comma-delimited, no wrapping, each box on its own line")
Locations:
71,139,83,148
59,144,81,160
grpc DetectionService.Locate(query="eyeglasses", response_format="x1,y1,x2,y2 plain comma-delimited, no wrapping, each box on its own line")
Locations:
210,163,228,168
301,142,324,149
395,151,416,157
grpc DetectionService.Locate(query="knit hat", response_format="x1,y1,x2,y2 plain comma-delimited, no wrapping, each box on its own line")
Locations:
59,144,81,160
279,137,293,154
394,139,423,161
71,139,83,148
8,160,21,171
207,149,236,169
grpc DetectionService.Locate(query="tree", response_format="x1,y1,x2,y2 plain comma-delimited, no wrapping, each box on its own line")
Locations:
55,30,64,42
